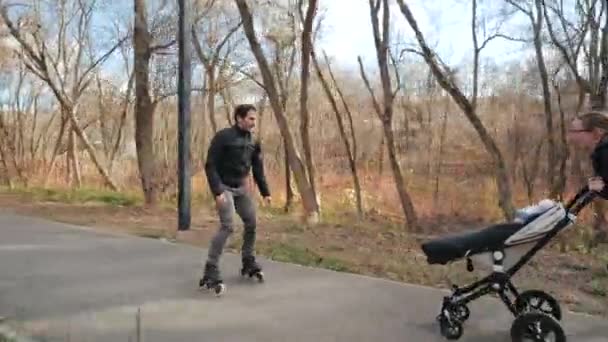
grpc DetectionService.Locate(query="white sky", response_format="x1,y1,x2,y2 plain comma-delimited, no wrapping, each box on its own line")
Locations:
317,0,529,70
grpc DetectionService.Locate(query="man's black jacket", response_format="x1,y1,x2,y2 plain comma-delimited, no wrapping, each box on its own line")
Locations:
205,125,270,197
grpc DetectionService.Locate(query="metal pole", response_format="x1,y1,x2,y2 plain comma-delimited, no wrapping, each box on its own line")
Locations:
177,0,191,231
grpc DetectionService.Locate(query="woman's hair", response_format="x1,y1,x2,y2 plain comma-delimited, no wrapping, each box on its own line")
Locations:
577,111,608,132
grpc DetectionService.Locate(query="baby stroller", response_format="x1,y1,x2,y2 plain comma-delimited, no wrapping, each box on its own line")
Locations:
420,187,596,341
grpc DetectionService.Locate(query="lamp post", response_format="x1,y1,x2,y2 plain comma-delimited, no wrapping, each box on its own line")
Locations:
177,0,191,231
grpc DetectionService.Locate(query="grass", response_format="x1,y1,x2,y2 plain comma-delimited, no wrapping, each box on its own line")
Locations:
0,328,17,342
260,241,354,273
1,186,140,207
587,279,608,297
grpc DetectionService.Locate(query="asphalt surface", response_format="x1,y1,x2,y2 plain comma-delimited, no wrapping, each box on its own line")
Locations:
0,210,606,341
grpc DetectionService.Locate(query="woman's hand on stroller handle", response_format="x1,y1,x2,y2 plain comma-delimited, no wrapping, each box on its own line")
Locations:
565,185,597,214
588,176,605,192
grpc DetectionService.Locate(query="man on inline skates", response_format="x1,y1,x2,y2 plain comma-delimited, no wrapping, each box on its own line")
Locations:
200,104,271,294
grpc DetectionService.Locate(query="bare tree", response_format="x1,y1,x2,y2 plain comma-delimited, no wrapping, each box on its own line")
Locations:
133,0,156,205
312,50,364,219
237,2,300,212
0,61,37,186
191,3,242,134
359,0,418,229
109,39,135,173
132,0,178,205
268,19,298,212
396,0,516,220
235,0,320,222
543,0,607,109
297,0,319,203
0,0,124,190
506,0,558,197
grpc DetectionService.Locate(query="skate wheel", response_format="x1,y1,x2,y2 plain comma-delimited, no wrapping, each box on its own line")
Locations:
510,312,565,342
255,271,264,282
198,280,209,292
515,290,562,321
439,314,463,340
214,283,226,296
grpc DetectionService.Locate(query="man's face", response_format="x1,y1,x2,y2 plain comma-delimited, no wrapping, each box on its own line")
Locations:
237,110,257,132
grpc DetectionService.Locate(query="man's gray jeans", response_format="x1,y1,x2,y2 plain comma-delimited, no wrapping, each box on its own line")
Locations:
206,185,257,266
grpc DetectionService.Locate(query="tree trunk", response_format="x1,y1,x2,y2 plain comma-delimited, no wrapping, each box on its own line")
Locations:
0,114,25,186
434,104,449,210
552,79,569,199
522,140,544,204
378,135,384,176
0,135,13,188
312,49,363,218
0,153,11,188
68,125,82,188
532,0,556,197
361,0,418,229
44,115,68,187
570,88,587,187
199,75,208,163
221,87,233,126
65,104,117,190
66,126,73,185
299,0,319,205
256,95,267,141
109,72,133,173
134,0,157,205
207,67,218,133
284,140,294,213
383,118,418,229
235,0,320,222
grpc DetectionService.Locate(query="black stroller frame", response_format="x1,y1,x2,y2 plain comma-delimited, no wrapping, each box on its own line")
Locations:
424,188,596,341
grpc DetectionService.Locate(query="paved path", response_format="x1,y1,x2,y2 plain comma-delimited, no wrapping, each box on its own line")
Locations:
0,211,606,341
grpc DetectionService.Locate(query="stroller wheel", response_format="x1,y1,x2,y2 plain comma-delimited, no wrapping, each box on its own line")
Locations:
510,312,565,342
515,290,562,321
439,315,463,340
452,304,470,322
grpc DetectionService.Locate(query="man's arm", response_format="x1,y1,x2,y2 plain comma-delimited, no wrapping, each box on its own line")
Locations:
251,141,270,197
205,132,225,197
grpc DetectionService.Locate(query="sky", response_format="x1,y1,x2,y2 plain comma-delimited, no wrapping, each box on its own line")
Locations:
89,0,532,87
316,0,530,71
1,0,535,100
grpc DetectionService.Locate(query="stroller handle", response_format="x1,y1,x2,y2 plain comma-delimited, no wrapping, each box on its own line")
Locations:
565,187,597,215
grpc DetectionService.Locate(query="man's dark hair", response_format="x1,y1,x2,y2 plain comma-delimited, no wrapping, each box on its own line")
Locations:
234,104,256,121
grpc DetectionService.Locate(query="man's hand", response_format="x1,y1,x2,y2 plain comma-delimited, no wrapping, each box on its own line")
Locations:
215,193,226,208
589,177,605,192
262,196,271,207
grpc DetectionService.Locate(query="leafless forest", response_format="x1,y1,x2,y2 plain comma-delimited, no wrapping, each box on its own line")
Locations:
0,0,607,233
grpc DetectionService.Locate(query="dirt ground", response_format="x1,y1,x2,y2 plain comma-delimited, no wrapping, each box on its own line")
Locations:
1,191,607,317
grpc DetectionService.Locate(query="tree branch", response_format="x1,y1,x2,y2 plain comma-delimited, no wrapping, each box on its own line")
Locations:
357,56,382,116
76,35,129,96
150,39,176,53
